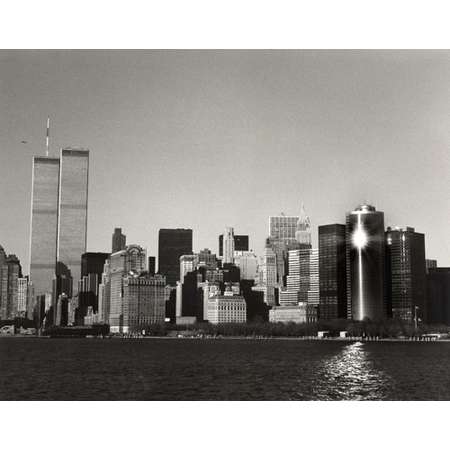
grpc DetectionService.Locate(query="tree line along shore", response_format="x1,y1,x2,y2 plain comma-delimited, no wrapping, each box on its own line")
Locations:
3,317,449,339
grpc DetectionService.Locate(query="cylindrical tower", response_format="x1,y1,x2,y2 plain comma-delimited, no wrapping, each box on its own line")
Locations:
346,204,385,321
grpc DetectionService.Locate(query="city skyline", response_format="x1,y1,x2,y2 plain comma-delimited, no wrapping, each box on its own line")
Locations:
1,50,449,271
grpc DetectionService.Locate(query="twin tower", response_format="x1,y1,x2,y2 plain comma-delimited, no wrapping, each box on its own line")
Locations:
29,148,89,299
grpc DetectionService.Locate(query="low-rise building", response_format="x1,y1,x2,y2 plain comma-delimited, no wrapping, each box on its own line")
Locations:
269,303,317,323
207,292,246,324
175,316,197,325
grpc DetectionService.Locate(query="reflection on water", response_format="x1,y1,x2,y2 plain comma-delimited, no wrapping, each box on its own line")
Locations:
312,342,391,400
1,339,449,400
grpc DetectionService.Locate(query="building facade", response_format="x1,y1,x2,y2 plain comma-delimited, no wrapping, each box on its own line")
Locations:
269,215,299,243
252,239,277,306
346,204,385,321
218,234,249,257
29,149,89,300
426,259,437,273
318,224,347,320
426,268,450,325
29,156,60,297
295,204,312,247
197,249,218,270
98,259,111,323
79,252,110,322
0,248,22,319
118,274,167,333
269,303,316,323
307,249,319,308
222,227,235,264
108,245,147,331
17,277,29,318
112,228,126,253
81,252,109,278
269,214,299,284
158,229,193,286
180,254,199,282
385,227,426,321
57,148,89,297
234,251,258,281
207,292,246,324
148,256,156,276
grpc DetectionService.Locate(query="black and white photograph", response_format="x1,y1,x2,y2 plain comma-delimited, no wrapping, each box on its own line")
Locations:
1,1,449,449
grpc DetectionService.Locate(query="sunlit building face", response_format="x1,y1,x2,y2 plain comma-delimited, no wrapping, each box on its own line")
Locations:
57,149,89,297
352,227,368,249
346,204,385,321
30,157,60,297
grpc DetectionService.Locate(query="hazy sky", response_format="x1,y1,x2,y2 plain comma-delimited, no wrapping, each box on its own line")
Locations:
1,50,449,271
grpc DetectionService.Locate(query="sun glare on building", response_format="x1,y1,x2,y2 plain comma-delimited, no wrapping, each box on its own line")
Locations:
352,227,368,249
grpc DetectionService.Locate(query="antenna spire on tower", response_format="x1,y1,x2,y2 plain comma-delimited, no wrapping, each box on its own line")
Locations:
46,116,50,156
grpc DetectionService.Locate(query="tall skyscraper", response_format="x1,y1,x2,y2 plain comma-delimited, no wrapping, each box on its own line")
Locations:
29,156,60,297
280,247,318,309
112,228,126,253
109,245,147,332
197,249,218,270
426,259,437,273
234,251,258,280
148,256,156,276
279,249,301,306
268,205,310,285
298,248,318,304
17,277,29,318
120,274,167,333
318,224,347,320
29,149,89,299
269,214,299,243
0,247,22,320
179,270,204,320
222,227,235,264
295,204,312,247
77,252,110,323
307,249,319,308
81,252,110,278
180,254,199,281
98,259,111,323
57,148,89,296
218,234,249,257
158,229,193,286
252,239,277,306
385,227,426,321
426,268,450,325
346,204,385,321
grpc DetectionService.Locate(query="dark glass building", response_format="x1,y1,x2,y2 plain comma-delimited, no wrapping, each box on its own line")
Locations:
346,204,385,321
81,252,110,278
426,268,450,325
112,228,126,253
318,224,347,320
426,259,437,273
77,252,110,324
148,256,156,276
0,248,22,320
385,227,426,322
180,270,203,319
158,229,193,286
218,234,249,257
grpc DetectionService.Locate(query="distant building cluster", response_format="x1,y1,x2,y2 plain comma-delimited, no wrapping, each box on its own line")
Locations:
1,150,450,333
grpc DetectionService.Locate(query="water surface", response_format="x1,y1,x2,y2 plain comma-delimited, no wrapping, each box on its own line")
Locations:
1,338,449,400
